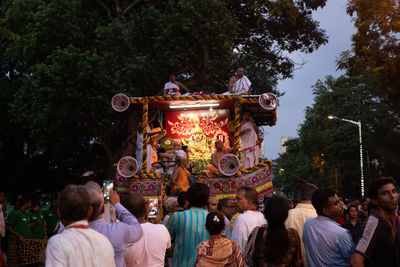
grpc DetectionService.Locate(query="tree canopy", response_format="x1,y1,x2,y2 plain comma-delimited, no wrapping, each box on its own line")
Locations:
1,0,328,193
274,75,400,199
338,0,400,114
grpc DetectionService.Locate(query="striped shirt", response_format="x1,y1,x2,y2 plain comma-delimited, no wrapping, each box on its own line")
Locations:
167,207,209,267
303,215,354,267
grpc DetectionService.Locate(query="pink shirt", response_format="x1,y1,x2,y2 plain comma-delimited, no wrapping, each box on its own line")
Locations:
125,223,171,267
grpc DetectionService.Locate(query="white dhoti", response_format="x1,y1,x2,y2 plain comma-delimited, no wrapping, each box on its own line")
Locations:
136,148,143,169
241,149,256,169
136,130,143,168
224,75,252,95
146,144,153,173
240,121,258,169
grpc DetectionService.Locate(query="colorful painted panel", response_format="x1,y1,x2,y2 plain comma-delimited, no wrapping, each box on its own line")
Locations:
197,164,273,201
115,163,274,204
165,109,232,172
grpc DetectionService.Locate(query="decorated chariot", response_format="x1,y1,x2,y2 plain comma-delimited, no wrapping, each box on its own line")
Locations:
112,93,278,210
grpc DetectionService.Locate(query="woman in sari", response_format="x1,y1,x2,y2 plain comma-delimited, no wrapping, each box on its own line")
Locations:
244,196,304,267
194,212,245,267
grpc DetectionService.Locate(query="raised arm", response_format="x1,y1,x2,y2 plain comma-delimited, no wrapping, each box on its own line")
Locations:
177,81,190,93
110,191,143,244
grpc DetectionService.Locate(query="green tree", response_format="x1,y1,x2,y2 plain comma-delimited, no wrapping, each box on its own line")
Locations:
1,0,328,193
275,75,400,198
274,139,318,199
338,0,400,114
94,0,328,90
0,2,19,40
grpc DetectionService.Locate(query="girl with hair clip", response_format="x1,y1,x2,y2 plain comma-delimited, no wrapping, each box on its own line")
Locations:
194,212,245,267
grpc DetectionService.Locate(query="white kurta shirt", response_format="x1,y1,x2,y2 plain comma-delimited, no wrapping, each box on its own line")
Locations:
125,222,171,267
224,215,231,239
45,220,116,267
163,81,180,96
231,210,267,255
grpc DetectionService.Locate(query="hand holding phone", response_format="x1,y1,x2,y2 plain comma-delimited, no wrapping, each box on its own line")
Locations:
148,198,158,219
103,180,114,202
109,190,120,205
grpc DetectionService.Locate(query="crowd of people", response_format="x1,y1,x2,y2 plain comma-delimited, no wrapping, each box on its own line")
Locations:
0,176,398,266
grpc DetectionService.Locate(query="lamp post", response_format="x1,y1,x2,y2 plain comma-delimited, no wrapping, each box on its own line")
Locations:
328,115,364,197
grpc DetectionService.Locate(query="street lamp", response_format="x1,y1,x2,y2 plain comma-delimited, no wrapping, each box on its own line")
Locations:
328,115,364,197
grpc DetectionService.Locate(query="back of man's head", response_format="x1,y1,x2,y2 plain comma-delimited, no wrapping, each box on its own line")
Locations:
238,186,259,209
177,191,189,209
187,183,210,208
311,188,336,216
299,183,318,202
82,181,104,221
58,185,91,226
124,194,146,220
369,176,397,200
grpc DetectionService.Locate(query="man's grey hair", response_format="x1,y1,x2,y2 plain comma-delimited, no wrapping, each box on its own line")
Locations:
82,181,104,221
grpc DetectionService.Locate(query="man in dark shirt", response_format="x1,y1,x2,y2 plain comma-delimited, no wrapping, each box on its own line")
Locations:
342,205,362,245
350,177,398,267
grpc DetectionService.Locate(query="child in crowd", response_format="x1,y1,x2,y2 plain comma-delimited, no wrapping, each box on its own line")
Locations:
29,202,46,239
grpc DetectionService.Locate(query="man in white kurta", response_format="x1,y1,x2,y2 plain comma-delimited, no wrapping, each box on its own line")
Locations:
46,220,116,267
163,74,190,96
231,187,267,254
124,194,171,267
45,184,116,267
224,68,252,95
240,112,258,169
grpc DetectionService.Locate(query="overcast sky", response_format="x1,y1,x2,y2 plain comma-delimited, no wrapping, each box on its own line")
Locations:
263,0,356,160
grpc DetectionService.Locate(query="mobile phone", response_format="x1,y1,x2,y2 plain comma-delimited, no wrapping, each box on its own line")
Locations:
148,198,159,218
103,180,114,201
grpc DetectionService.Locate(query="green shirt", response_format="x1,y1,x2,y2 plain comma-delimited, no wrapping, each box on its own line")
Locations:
42,208,59,235
28,211,45,239
7,209,32,238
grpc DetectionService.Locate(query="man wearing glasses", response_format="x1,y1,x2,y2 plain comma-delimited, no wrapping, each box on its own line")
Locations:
217,198,235,239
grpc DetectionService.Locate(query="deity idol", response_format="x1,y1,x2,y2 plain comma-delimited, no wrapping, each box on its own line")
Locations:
183,126,212,172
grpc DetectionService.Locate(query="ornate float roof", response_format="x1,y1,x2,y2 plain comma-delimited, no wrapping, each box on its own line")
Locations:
128,95,277,126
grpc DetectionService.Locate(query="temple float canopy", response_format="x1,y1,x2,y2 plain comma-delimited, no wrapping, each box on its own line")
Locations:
112,93,278,208
126,95,277,126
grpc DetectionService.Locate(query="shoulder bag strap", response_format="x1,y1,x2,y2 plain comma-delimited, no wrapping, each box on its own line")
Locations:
243,226,260,259
289,228,305,267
